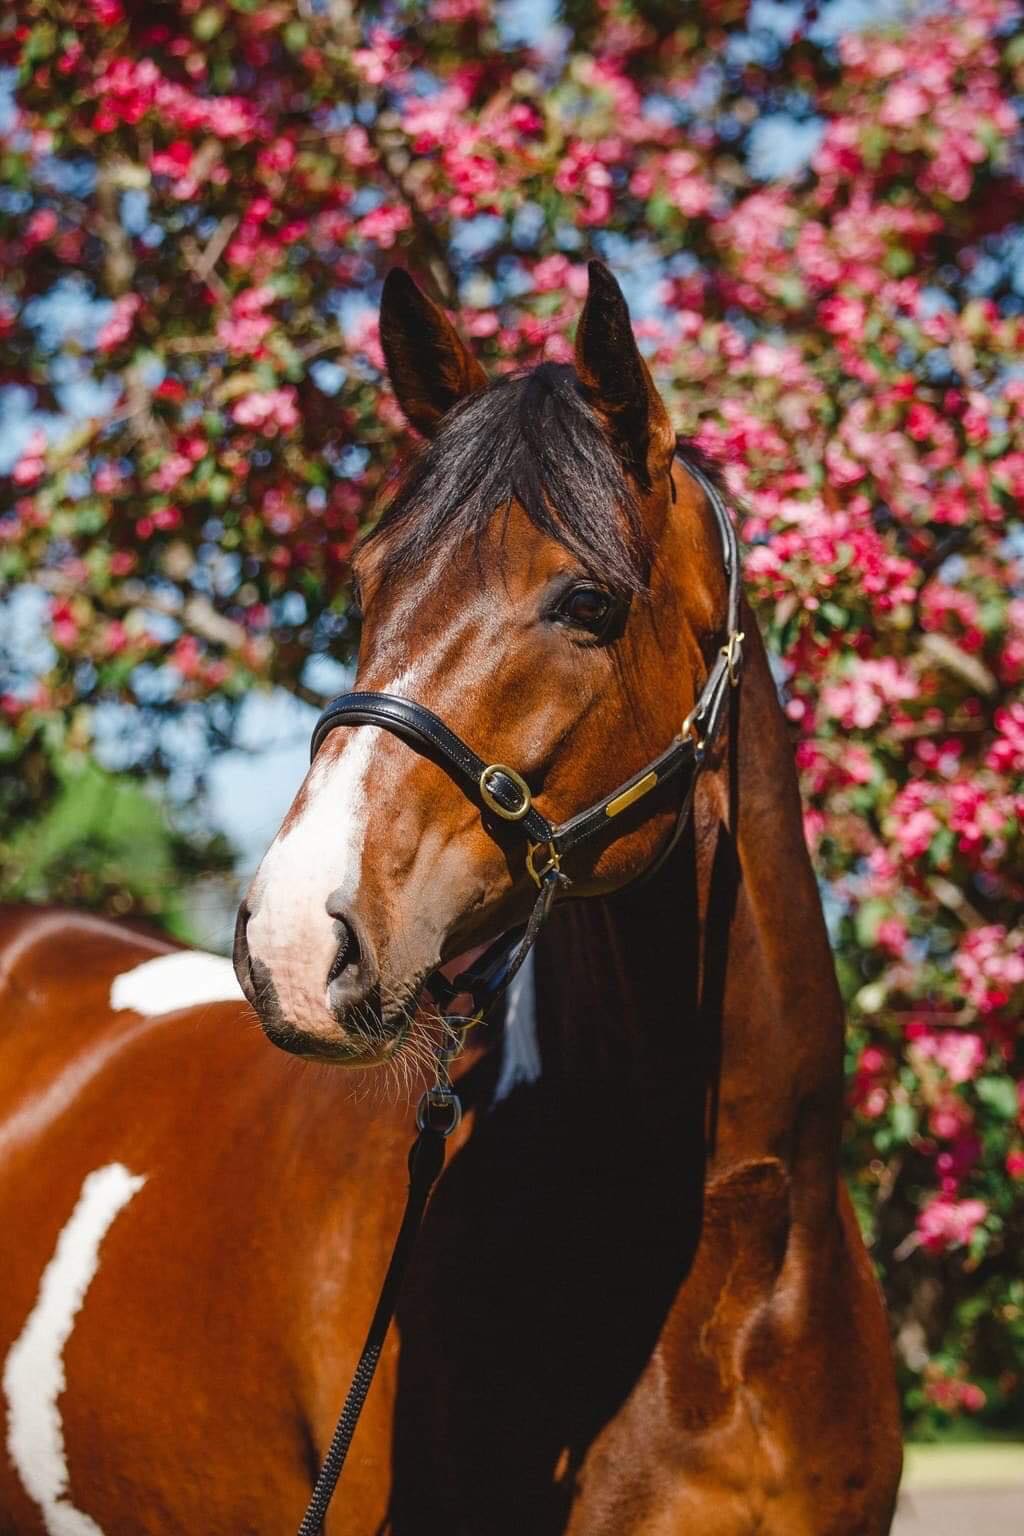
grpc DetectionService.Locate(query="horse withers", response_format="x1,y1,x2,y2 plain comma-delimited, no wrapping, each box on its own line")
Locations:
0,263,901,1534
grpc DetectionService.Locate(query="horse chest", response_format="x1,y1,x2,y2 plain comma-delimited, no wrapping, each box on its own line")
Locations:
558,1160,796,1536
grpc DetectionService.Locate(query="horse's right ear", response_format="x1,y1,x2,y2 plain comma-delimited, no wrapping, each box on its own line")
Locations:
380,270,488,438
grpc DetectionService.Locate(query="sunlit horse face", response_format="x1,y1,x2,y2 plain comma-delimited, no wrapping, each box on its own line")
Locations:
235,263,727,1063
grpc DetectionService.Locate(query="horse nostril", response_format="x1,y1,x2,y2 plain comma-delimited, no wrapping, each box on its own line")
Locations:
326,917,361,988
233,901,255,1000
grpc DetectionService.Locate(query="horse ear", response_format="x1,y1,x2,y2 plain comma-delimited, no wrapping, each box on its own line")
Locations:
380,269,488,438
574,261,675,489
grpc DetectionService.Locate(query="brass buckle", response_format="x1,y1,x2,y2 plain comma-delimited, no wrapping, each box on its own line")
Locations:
721,630,745,687
479,763,532,822
526,841,561,889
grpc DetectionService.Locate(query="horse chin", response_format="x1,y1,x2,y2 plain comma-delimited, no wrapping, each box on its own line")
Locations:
259,1010,412,1067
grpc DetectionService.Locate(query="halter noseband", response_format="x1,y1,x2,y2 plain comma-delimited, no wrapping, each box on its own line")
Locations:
309,457,744,1034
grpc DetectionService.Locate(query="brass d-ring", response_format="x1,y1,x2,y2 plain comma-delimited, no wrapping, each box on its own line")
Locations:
526,841,561,889
721,629,745,687
479,763,532,821
680,707,706,758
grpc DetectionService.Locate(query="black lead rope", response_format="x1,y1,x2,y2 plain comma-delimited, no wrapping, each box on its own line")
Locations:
293,457,744,1532
295,1115,454,1536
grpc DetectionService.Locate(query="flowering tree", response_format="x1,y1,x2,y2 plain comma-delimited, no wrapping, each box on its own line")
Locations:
1,0,1022,1430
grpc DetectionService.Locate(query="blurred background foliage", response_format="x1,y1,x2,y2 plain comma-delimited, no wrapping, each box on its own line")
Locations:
0,0,1022,1433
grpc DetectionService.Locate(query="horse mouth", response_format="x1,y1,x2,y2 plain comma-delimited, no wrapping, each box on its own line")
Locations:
253,941,495,1069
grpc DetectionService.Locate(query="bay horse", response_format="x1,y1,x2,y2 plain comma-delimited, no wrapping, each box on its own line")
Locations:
0,262,901,1534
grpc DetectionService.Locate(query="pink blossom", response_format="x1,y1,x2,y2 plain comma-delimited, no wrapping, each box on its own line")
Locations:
170,634,202,679
821,658,918,731
24,209,58,247
936,1033,986,1084
150,139,193,180
231,387,300,434
149,453,192,493
935,1135,981,1192
876,917,908,959
916,1196,988,1253
464,311,498,338
347,312,385,371
352,28,405,88
955,926,1024,1015
880,81,930,127
819,295,867,340
929,1090,974,1142
94,462,127,494
986,702,1024,775
96,294,141,354
924,1369,987,1414
356,204,412,249
217,286,277,356
49,600,79,650
12,429,47,487
100,620,129,655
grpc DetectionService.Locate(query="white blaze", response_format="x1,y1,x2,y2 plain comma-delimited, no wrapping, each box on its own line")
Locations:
245,667,418,1018
4,1163,147,1536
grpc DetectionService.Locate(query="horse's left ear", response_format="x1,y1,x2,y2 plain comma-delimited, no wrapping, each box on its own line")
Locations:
574,261,675,490
380,269,489,438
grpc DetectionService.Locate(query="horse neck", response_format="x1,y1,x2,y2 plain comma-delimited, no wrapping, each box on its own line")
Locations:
532,617,845,1212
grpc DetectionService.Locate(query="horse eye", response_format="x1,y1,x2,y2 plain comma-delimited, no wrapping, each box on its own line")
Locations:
554,585,614,633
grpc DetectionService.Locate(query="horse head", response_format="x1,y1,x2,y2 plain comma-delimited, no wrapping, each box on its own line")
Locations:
234,262,731,1063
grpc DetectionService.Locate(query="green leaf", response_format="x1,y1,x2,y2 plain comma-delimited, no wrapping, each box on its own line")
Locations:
193,7,225,41
207,474,232,505
24,23,58,64
975,1077,1019,1120
820,601,849,630
891,1101,918,1143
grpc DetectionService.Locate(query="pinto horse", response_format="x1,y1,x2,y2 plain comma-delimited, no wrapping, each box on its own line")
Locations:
0,263,901,1535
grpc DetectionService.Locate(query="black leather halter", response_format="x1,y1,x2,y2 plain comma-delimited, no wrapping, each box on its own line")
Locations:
310,457,744,1028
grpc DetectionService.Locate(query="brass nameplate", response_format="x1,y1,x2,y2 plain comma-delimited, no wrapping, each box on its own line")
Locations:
605,771,658,817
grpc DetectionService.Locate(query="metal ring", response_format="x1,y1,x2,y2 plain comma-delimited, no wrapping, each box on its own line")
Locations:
720,630,745,688
434,1011,484,1062
479,763,532,822
680,708,706,758
526,841,561,889
416,1087,463,1137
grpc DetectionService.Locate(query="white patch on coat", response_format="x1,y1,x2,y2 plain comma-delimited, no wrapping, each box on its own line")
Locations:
4,1163,147,1535
494,947,542,1103
244,667,418,1014
109,950,243,1017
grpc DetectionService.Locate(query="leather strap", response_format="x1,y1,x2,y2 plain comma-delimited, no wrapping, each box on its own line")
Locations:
310,692,555,847
294,1122,449,1535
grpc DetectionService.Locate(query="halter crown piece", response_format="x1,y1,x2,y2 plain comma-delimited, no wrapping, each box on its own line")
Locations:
295,454,743,1536
309,455,744,1073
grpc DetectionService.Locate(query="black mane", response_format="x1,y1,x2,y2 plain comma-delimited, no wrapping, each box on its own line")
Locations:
364,363,654,591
